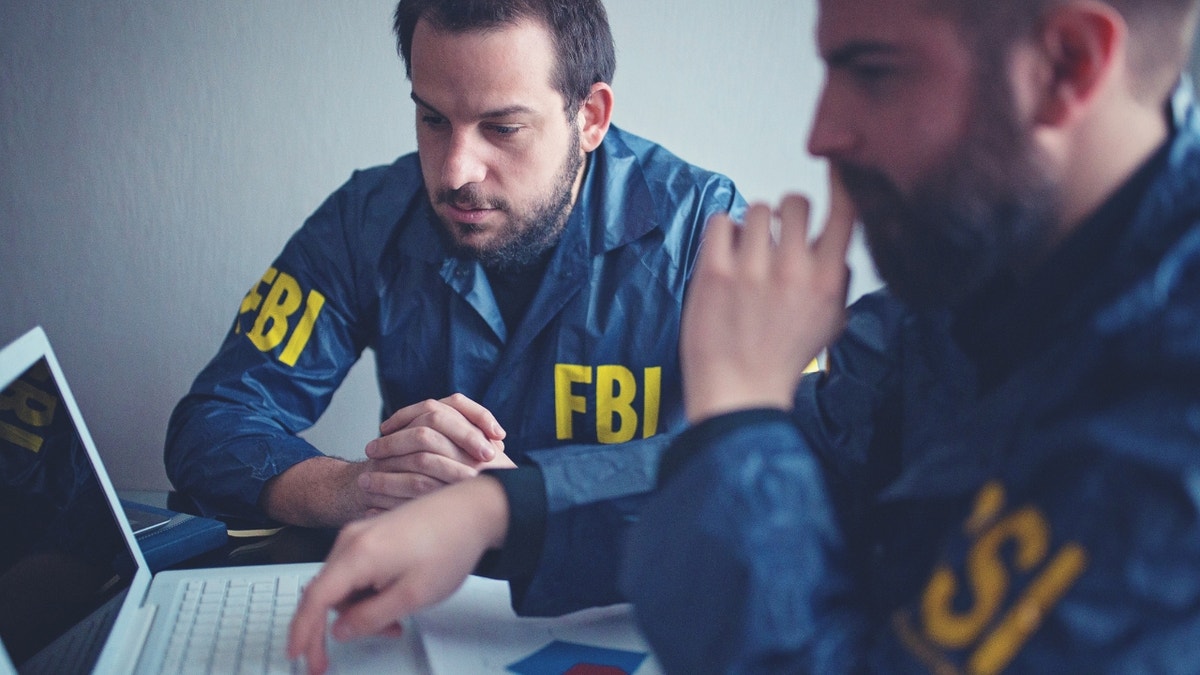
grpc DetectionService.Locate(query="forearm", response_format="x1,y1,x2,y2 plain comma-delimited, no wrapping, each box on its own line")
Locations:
259,456,367,528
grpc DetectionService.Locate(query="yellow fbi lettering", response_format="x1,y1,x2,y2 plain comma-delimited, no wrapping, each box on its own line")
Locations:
0,362,57,454
910,481,1088,675
554,364,661,443
236,267,326,367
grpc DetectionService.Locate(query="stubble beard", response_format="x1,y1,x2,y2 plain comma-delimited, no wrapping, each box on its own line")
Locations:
839,76,1060,310
436,126,583,272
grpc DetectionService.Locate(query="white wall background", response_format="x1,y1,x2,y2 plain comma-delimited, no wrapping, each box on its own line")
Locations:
1193,25,1200,89
0,1,858,490
3,2,1199,491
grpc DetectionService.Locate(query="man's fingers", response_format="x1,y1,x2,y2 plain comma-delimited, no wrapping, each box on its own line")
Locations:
696,211,737,277
380,397,465,435
379,395,504,441
375,403,501,463
357,485,407,514
288,602,329,675
289,566,361,672
477,450,517,471
775,194,813,254
815,168,856,261
358,467,453,502
330,582,425,643
368,427,471,464
286,478,509,674
368,448,480,483
739,203,775,273
437,393,506,440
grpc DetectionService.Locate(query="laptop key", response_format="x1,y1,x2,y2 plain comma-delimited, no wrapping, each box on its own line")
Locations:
159,573,303,674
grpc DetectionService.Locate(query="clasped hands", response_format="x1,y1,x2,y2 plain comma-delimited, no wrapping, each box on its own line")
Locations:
355,392,518,516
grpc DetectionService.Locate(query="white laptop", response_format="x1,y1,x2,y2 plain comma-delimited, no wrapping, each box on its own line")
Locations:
0,326,661,674
0,327,423,674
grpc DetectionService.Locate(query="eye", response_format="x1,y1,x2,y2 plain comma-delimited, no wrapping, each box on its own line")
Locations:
851,63,898,85
419,113,448,129
845,61,903,98
487,124,522,137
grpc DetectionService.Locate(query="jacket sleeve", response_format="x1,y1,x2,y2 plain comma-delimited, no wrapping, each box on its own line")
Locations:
622,411,882,674
618,252,1200,675
487,176,747,617
164,182,371,525
488,432,674,616
622,387,1200,674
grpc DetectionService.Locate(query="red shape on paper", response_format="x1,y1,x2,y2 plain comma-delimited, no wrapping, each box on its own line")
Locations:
564,665,628,675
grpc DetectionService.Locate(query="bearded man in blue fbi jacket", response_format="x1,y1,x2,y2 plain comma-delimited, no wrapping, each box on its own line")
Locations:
620,0,1200,671
288,0,1200,672
164,0,743,606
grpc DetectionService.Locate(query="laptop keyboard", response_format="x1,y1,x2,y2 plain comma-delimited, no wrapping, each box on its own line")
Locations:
160,574,302,674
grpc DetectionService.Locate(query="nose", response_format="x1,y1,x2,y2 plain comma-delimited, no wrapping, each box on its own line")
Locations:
440,131,487,191
806,86,857,160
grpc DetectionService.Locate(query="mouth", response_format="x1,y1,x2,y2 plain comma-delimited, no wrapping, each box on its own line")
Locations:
442,202,497,224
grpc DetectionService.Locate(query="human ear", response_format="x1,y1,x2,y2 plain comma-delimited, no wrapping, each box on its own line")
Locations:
1032,1,1125,126
576,82,614,153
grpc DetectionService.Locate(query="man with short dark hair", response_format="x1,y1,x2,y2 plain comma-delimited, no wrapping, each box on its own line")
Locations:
289,0,1200,671
165,0,741,585
623,0,1200,671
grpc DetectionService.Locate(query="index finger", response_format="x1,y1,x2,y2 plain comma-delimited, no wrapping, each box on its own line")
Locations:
814,167,856,261
695,211,738,278
380,394,505,440
288,568,358,674
373,407,502,464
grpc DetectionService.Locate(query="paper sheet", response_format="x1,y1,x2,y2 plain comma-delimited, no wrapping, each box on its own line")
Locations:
414,576,662,675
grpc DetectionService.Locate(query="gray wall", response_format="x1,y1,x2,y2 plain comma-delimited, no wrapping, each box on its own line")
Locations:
1193,26,1200,83
1,1,855,490
16,5,1196,494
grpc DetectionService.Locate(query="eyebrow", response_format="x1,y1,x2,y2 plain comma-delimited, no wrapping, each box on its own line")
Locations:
410,92,539,120
823,40,904,67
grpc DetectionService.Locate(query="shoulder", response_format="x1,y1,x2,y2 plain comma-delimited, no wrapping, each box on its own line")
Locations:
1043,221,1200,472
845,291,913,344
1089,111,1200,370
335,152,425,215
299,152,427,244
1096,210,1200,374
598,125,742,214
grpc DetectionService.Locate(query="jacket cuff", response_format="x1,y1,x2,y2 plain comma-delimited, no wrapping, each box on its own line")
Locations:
659,408,793,486
475,466,547,581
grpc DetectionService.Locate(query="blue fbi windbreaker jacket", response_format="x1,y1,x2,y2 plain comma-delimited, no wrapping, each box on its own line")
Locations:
164,126,743,542
622,82,1200,673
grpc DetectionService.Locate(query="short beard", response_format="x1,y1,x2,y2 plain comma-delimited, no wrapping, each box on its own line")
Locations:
438,127,583,273
841,78,1059,310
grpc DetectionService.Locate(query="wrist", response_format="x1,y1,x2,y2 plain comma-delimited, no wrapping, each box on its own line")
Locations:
685,389,792,424
460,475,510,550
260,455,362,528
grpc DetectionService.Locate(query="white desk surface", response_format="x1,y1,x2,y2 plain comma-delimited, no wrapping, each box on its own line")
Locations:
321,575,661,674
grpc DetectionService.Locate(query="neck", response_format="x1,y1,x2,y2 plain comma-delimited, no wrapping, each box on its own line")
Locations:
569,151,589,208
1048,92,1169,250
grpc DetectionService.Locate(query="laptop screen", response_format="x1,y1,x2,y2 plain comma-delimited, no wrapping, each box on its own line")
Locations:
0,356,140,670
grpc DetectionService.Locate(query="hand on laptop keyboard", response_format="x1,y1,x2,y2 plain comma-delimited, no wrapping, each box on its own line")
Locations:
287,475,509,675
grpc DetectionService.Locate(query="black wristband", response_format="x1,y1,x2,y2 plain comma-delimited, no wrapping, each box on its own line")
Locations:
658,408,794,487
475,466,548,581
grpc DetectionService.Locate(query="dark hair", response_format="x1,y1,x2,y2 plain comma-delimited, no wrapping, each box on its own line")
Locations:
393,0,616,113
926,0,1200,101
